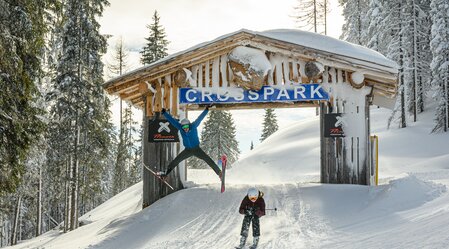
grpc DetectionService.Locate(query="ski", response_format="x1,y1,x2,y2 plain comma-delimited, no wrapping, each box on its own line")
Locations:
142,163,174,190
219,154,227,193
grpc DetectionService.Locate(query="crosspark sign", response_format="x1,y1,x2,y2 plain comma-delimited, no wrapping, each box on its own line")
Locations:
179,84,329,104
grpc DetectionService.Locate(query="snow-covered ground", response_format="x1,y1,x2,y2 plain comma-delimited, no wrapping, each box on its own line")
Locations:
8,107,449,249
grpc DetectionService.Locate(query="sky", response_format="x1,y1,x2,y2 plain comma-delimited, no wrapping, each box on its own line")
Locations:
99,0,344,153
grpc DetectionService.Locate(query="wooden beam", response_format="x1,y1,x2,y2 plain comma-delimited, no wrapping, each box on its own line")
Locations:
105,80,139,95
164,76,171,110
119,90,141,101
138,81,148,93
154,80,162,112
172,84,178,117
145,93,154,117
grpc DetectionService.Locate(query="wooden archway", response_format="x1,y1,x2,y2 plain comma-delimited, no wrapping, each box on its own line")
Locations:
103,29,398,208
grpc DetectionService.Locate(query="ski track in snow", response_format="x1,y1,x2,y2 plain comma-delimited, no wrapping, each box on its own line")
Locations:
87,184,335,249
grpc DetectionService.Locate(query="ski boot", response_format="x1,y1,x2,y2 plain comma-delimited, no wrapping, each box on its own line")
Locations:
155,171,168,180
235,235,247,249
249,236,259,249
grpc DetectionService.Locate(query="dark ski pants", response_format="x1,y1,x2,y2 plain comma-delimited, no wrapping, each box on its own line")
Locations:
241,215,260,237
166,146,221,176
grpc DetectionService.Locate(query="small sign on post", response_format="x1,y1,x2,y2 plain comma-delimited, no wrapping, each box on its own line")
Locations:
148,118,179,143
324,113,345,137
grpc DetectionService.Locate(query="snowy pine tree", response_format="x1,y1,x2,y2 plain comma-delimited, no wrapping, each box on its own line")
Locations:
189,110,240,168
339,0,369,45
401,0,433,122
47,0,112,231
377,0,407,128
140,10,169,65
430,0,449,132
108,37,138,195
260,109,279,142
0,0,48,195
343,0,434,128
113,106,138,195
363,0,388,52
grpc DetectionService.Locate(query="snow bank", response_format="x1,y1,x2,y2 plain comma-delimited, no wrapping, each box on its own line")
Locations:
366,175,446,214
227,117,320,184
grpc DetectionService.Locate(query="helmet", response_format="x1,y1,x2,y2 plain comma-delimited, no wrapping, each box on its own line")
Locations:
180,119,191,125
247,188,258,198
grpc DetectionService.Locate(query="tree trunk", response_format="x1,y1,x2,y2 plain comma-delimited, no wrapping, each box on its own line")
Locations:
313,0,317,33
0,221,3,247
1,216,3,247
11,196,21,245
64,160,71,232
70,123,80,230
445,76,448,132
324,0,327,35
412,0,418,122
36,165,42,236
399,1,406,128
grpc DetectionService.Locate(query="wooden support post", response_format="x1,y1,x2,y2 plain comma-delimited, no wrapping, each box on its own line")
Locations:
142,83,183,210
154,80,162,112
172,84,178,116
145,92,154,117
142,94,151,209
320,102,328,183
163,77,171,110
364,95,371,185
320,96,371,185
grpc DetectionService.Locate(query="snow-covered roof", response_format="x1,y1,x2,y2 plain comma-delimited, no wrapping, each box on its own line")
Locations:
256,29,397,70
104,28,397,89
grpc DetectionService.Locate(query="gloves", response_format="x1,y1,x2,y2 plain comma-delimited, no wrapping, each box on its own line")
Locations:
161,108,166,114
205,104,214,110
255,210,264,217
244,209,253,216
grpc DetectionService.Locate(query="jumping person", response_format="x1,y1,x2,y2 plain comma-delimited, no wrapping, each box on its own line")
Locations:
158,106,222,179
236,187,266,249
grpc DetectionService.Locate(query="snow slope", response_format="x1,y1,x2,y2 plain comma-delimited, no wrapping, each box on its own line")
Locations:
8,107,449,249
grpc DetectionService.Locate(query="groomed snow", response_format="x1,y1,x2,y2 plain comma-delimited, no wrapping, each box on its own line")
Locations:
8,107,449,249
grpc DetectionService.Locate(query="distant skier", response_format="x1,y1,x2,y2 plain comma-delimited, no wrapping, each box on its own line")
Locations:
158,106,222,179
236,187,266,249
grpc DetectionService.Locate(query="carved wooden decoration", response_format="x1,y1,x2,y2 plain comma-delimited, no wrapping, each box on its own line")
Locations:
349,71,365,89
174,69,190,88
305,61,324,81
228,46,271,90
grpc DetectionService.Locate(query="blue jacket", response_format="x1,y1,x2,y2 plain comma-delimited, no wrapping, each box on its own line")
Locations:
163,109,209,149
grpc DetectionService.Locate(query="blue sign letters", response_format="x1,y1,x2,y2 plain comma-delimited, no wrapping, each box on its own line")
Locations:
179,84,329,104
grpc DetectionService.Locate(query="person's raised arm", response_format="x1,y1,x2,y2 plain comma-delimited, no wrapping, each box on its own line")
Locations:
192,107,209,128
162,109,182,130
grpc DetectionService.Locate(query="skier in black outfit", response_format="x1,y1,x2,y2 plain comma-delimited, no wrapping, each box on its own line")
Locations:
157,106,222,179
236,187,266,249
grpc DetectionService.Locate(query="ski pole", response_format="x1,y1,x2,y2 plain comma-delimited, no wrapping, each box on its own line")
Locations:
265,208,277,211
